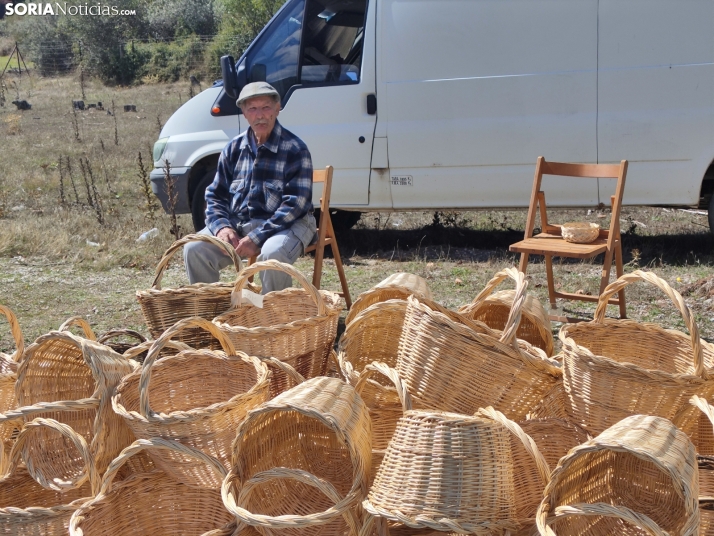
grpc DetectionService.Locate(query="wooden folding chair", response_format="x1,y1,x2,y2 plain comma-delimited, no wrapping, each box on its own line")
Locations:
249,165,352,308
509,157,628,322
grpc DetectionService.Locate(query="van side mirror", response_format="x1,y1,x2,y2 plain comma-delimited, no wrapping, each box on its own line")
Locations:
221,55,239,99
249,64,267,83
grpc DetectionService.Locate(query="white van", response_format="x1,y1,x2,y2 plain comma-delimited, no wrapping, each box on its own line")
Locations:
151,0,714,233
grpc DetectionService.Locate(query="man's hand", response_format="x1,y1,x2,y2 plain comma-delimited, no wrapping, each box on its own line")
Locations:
236,235,261,257
216,227,241,250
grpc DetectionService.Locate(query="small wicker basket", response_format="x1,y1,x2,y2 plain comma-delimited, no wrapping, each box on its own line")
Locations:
69,437,234,536
458,268,554,356
345,272,432,326
0,305,24,473
112,317,270,489
136,233,247,349
560,222,600,244
223,376,371,536
0,418,99,536
536,414,700,536
213,260,342,396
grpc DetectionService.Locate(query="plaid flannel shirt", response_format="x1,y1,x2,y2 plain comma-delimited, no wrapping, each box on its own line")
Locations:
205,120,313,247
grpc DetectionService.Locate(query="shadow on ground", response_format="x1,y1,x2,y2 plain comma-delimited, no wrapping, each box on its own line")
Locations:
335,224,714,266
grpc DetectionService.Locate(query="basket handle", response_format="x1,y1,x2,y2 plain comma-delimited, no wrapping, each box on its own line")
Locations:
139,317,238,418
224,467,361,535
122,339,193,360
259,356,307,385
0,305,24,363
232,259,327,316
151,233,243,290
99,437,228,496
8,417,100,496
593,270,705,378
477,406,551,486
354,361,412,413
59,316,97,341
98,329,147,346
536,502,669,536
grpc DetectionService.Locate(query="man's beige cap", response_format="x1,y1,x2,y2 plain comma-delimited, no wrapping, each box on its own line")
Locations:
236,82,280,107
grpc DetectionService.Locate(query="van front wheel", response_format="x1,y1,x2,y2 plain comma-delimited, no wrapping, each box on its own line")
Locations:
191,168,215,232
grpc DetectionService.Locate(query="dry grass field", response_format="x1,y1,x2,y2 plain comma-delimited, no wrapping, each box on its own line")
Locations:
1,71,714,353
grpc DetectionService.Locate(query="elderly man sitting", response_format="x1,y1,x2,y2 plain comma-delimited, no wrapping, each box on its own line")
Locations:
184,82,317,293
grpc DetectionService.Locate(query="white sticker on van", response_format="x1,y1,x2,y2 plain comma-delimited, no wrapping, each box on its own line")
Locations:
391,175,413,187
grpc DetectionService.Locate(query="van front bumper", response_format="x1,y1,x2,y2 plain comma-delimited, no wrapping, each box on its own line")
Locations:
150,167,191,214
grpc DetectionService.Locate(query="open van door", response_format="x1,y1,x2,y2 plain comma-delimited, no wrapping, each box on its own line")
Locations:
237,0,376,207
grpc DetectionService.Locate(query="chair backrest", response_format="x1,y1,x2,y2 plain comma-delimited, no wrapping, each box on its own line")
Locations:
523,157,628,249
313,165,334,234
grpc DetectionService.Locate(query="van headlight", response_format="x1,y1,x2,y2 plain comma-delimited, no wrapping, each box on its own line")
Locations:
153,138,169,162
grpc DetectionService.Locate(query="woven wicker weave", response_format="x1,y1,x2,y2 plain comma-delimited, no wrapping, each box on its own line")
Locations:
16,329,136,477
0,418,98,535
458,269,554,356
223,376,371,536
113,317,269,489
136,233,246,349
560,270,714,438
536,414,699,536
396,270,561,420
362,405,550,534
213,260,342,397
527,380,568,420
0,305,24,474
344,273,432,326
70,437,235,536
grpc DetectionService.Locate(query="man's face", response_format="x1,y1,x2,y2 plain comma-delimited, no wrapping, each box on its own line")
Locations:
242,95,280,141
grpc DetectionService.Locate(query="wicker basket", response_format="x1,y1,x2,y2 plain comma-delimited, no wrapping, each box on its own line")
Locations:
396,271,561,420
536,414,699,536
70,437,235,536
223,376,371,536
136,233,246,349
0,305,24,474
58,316,97,340
97,328,147,355
344,272,432,326
113,317,269,489
0,417,98,535
458,268,554,356
560,270,714,437
213,260,342,397
561,222,600,244
16,328,136,476
362,405,550,534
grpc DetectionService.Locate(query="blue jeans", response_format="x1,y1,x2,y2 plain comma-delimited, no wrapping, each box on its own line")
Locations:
183,213,316,294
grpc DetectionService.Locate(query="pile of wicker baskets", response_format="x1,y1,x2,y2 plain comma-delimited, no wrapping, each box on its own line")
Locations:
0,232,711,535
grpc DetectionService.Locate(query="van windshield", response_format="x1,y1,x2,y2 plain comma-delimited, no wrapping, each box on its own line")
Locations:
246,0,367,101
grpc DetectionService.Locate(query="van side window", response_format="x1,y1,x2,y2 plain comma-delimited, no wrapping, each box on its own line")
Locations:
247,0,306,100
300,0,367,85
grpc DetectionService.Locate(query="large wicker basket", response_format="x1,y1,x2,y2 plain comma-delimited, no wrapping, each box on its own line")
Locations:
345,272,432,326
70,437,235,536
396,271,561,420
458,268,554,356
362,405,550,534
16,327,136,476
560,270,714,437
222,376,371,536
0,417,98,535
0,305,24,473
136,234,246,349
536,414,700,536
213,260,342,396
113,317,269,489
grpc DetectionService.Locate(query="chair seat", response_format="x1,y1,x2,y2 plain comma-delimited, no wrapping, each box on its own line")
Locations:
509,233,609,259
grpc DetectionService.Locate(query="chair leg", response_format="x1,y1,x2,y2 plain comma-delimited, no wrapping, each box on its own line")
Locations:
312,242,325,291
247,255,257,283
330,241,352,309
544,255,557,310
614,242,626,319
518,252,529,273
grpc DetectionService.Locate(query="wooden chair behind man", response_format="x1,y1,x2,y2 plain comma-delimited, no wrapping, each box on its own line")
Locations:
249,165,352,308
509,157,628,321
